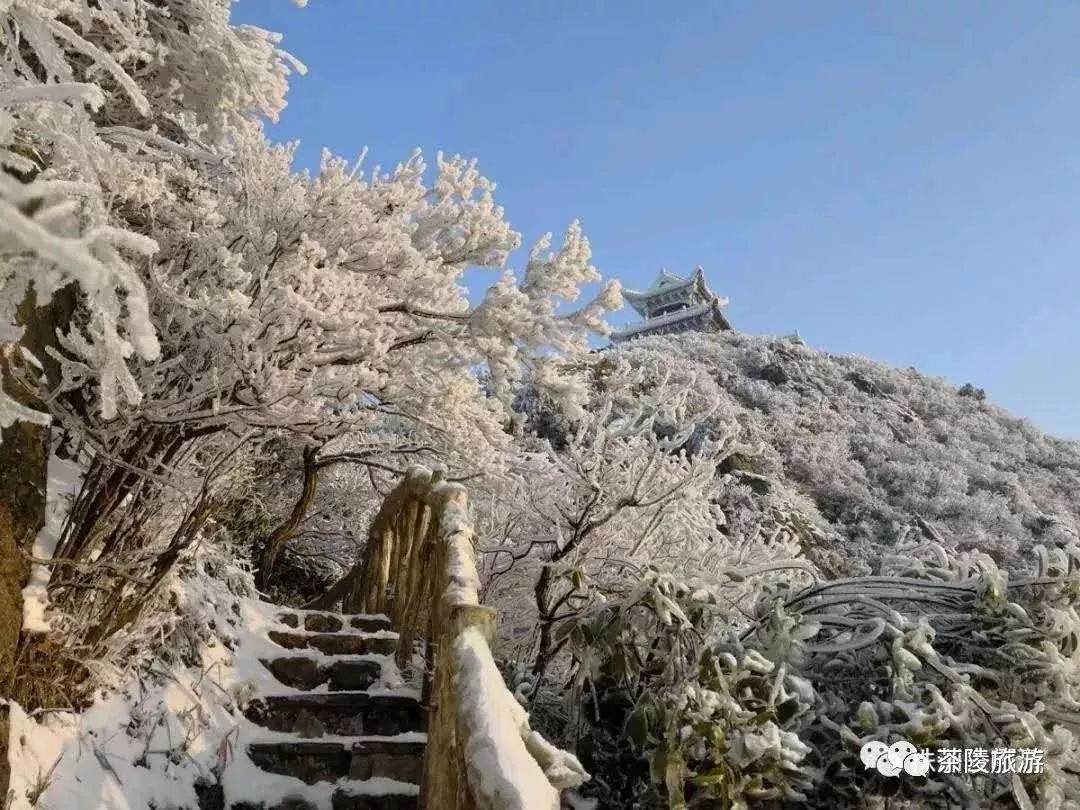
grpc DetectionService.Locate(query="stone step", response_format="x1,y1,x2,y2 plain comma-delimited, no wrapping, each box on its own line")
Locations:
278,613,393,634
346,615,394,633
231,790,417,810
261,657,384,691
244,693,425,737
349,739,425,783
268,630,397,657
248,742,350,785
331,786,418,810
247,739,425,786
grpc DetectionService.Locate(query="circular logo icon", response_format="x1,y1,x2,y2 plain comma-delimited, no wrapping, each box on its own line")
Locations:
888,741,917,770
876,757,902,777
860,740,888,770
903,750,931,777
860,739,929,777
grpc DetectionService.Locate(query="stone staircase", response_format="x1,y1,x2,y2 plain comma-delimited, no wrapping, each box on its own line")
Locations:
233,609,426,810
217,467,590,810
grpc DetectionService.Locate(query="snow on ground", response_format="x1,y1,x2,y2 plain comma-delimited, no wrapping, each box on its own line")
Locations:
6,555,414,810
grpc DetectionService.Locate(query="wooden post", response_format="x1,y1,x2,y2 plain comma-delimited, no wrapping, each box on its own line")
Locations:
318,465,587,809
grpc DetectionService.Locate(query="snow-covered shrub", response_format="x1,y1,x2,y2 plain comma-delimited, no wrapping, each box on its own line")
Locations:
482,346,838,676
478,325,1080,809
559,540,1080,809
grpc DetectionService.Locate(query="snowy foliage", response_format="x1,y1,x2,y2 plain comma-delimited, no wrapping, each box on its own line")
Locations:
607,331,1080,569
1,0,620,690
484,332,1080,809
4,0,619,444
0,0,302,424
559,542,1080,809
481,348,835,673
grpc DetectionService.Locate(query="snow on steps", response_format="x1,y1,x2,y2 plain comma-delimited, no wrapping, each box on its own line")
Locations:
8,468,589,810
226,776,420,810
4,592,423,810
224,608,425,810
247,738,425,785
266,632,397,658
243,692,424,737
277,613,392,634
260,657,383,692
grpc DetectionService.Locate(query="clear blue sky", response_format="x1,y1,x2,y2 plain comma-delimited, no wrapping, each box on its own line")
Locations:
234,1,1080,439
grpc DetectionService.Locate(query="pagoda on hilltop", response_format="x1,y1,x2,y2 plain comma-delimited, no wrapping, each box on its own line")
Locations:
610,267,732,343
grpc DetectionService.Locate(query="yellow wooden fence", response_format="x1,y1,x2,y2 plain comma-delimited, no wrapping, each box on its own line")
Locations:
311,466,588,810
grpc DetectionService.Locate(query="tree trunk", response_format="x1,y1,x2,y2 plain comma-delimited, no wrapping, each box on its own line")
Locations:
0,284,77,795
254,445,320,590
0,416,47,750
531,566,555,678
0,416,47,675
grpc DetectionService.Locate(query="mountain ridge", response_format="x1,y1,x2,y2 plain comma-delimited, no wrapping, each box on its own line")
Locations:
607,329,1080,571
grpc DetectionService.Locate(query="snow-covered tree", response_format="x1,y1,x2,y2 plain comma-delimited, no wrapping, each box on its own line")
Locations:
0,0,306,426
1,0,620,697
478,352,821,691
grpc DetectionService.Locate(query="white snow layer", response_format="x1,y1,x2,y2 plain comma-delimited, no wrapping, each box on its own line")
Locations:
453,626,587,810
6,564,410,809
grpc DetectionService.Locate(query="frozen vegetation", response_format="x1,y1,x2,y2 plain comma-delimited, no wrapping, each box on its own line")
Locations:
2,1,1080,809
501,335,1080,808
614,331,1080,569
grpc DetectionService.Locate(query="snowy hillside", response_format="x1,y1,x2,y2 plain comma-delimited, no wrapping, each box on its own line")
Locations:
493,331,1080,809
607,330,1080,570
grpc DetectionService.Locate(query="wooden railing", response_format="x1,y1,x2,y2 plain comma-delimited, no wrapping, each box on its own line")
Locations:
311,466,588,810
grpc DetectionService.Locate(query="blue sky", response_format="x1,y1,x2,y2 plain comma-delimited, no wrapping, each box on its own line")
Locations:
234,1,1080,439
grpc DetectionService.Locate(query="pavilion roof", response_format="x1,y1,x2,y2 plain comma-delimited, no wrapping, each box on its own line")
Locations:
622,267,726,317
